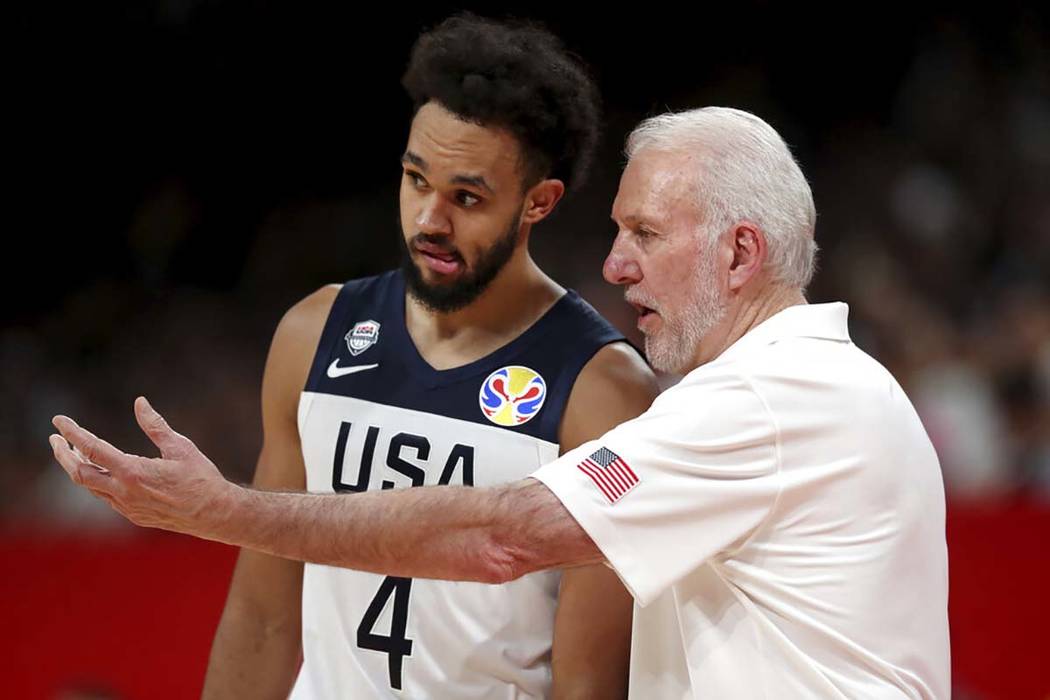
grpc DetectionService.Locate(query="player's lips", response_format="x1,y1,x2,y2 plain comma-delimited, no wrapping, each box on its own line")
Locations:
415,241,463,275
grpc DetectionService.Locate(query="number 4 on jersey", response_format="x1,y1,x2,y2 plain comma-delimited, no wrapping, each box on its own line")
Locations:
357,576,414,690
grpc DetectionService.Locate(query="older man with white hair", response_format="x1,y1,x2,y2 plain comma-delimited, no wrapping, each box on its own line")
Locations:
51,107,950,699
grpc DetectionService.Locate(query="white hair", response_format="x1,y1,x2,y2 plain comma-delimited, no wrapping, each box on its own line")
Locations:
626,107,818,289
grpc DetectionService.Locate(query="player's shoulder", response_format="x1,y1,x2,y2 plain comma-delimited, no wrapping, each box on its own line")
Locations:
276,283,343,342
259,285,343,389
276,271,396,341
577,342,660,400
558,341,659,448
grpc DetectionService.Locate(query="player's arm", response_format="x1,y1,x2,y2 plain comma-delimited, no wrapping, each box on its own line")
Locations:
550,343,659,700
201,285,339,700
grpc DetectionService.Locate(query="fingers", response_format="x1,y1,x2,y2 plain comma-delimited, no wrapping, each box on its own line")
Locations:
134,396,193,459
49,434,118,495
51,416,132,474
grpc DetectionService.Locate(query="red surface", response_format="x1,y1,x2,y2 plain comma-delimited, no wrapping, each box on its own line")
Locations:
946,501,1050,700
2,526,236,700
2,502,1048,699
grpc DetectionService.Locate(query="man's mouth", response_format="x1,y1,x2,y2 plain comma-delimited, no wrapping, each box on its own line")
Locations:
414,240,463,275
626,298,659,330
627,299,657,318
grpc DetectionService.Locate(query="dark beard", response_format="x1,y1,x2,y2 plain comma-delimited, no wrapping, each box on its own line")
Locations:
399,217,520,313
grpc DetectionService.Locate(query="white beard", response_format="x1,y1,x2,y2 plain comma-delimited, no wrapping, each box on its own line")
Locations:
635,243,729,375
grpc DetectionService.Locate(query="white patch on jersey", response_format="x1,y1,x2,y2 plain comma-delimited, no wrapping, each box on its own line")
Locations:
298,392,557,491
346,319,381,356
293,391,562,697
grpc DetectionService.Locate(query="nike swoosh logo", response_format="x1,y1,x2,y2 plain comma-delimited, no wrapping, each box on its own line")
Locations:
327,360,379,378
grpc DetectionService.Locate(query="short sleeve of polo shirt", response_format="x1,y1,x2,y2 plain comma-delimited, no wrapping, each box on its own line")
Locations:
532,367,782,606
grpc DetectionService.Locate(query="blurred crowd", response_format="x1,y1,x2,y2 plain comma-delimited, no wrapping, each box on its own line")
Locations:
811,23,1050,501
3,17,1047,525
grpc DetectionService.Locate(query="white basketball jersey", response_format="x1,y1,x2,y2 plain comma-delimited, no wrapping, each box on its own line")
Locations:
289,271,624,698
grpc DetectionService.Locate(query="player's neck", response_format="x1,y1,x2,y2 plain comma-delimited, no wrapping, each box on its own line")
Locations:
404,250,563,369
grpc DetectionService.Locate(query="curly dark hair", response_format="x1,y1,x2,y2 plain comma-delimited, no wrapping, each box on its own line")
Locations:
402,13,601,192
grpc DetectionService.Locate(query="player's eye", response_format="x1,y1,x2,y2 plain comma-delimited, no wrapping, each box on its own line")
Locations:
405,171,428,189
457,191,482,208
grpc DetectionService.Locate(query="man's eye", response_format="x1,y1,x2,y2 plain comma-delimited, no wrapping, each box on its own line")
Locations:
458,191,481,207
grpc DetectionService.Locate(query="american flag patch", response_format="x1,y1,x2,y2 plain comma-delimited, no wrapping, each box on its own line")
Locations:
576,447,639,504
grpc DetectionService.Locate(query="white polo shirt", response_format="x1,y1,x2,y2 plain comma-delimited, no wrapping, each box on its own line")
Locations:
533,303,950,699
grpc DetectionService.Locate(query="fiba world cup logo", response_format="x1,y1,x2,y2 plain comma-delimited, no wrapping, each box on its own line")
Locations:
478,366,547,426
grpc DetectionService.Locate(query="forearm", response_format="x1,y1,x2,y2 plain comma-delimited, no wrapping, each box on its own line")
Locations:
551,564,633,699
48,408,603,581
203,598,301,699
202,551,303,699
202,479,592,583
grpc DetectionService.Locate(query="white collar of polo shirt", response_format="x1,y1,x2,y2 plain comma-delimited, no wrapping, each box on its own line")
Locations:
711,301,852,365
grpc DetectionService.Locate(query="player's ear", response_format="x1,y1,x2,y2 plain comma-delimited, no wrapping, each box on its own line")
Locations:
521,179,565,225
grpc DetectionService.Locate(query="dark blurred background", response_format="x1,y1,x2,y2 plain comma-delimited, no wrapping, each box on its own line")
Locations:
5,2,1048,698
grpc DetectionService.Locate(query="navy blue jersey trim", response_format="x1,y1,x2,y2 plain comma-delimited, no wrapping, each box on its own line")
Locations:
302,270,627,444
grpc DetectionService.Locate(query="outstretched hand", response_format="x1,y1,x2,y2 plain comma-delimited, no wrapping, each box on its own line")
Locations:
49,396,238,538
